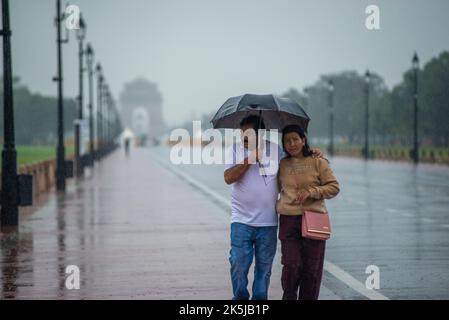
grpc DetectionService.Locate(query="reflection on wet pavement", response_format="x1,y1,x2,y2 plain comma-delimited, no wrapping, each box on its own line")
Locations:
1,147,449,299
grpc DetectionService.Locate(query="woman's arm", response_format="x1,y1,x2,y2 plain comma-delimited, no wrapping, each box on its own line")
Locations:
307,159,340,200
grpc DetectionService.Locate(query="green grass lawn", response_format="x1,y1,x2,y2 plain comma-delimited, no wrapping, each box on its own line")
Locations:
0,145,75,167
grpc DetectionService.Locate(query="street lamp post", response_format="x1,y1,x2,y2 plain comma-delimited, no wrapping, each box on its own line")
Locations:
103,85,109,152
86,43,95,166
96,63,103,159
1,0,33,230
112,100,117,147
1,0,19,228
105,92,110,150
101,82,107,155
106,90,112,150
412,52,419,164
112,107,117,146
328,79,335,157
54,0,69,191
75,14,86,177
363,70,371,160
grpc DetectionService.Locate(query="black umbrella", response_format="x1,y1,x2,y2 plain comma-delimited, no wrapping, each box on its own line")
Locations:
210,93,310,132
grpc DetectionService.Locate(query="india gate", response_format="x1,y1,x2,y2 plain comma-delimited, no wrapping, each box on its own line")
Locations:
119,78,166,145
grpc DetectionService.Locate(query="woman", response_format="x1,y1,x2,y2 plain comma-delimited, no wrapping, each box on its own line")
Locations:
276,124,340,300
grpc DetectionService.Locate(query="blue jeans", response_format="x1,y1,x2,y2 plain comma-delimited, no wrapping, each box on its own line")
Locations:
229,222,278,300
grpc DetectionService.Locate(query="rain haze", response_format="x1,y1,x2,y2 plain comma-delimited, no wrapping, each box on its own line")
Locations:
2,0,449,302
8,0,449,126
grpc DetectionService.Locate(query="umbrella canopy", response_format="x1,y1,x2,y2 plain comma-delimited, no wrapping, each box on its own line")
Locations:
211,94,310,132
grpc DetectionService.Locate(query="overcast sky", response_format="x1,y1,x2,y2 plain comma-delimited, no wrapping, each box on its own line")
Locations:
6,0,449,126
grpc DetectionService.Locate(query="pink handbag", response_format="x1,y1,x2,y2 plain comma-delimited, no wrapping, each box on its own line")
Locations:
301,210,331,240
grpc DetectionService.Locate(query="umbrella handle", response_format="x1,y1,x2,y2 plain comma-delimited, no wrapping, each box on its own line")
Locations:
257,109,263,148
257,110,266,178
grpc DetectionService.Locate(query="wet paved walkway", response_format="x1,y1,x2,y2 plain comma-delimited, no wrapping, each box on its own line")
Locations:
0,148,339,299
150,145,449,300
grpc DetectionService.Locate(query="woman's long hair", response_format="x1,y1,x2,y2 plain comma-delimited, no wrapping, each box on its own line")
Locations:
282,125,313,157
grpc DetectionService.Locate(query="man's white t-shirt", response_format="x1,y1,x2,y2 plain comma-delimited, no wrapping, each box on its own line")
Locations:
224,140,282,227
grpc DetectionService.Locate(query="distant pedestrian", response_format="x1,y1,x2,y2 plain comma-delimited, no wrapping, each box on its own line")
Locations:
124,137,130,157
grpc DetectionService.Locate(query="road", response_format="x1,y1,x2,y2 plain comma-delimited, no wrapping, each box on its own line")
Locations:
150,144,449,299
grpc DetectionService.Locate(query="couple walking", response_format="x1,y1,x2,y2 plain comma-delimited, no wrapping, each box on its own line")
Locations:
223,114,340,300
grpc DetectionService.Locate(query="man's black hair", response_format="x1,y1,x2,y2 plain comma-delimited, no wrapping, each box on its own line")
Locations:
239,115,265,131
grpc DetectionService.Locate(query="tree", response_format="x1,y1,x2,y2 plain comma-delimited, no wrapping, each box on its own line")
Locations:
0,78,77,145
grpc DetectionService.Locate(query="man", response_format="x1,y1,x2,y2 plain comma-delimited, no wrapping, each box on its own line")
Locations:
224,115,321,300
